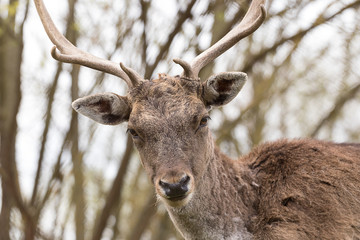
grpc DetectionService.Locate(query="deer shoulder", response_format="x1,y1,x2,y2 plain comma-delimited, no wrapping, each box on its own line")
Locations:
246,139,360,239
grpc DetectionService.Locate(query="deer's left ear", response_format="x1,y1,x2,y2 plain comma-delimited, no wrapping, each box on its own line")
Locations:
202,72,247,107
72,93,131,125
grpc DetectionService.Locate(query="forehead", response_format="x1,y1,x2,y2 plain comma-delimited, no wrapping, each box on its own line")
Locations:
129,74,205,122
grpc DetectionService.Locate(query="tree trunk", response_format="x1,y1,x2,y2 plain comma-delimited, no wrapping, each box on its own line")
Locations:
0,13,24,240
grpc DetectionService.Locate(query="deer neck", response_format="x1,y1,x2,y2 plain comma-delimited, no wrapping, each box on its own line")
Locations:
165,143,257,240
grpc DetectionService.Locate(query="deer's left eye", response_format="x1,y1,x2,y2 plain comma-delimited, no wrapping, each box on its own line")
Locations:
199,116,211,128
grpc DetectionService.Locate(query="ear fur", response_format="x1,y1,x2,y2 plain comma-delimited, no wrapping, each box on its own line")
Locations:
72,93,131,125
202,72,247,107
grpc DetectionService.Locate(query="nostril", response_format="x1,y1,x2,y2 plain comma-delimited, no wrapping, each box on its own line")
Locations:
158,180,167,188
158,175,191,199
180,175,190,185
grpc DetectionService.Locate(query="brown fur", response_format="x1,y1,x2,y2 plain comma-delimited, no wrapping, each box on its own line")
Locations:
247,139,360,239
74,74,360,239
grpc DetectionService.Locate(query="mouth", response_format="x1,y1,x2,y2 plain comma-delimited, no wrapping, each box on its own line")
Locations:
166,194,187,202
158,192,193,207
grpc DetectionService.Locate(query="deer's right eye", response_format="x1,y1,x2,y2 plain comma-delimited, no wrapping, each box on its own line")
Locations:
127,128,139,138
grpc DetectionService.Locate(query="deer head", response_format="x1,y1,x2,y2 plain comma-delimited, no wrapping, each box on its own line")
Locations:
34,0,266,208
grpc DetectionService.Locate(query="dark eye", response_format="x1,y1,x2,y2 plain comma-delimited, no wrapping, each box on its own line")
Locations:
199,116,211,128
127,128,139,138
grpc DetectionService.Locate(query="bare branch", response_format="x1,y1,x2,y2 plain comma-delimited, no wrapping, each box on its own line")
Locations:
311,83,360,137
243,0,360,73
128,195,157,240
92,136,134,240
144,0,197,79
31,59,63,206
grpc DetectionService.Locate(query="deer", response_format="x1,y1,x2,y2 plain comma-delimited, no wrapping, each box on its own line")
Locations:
34,0,360,239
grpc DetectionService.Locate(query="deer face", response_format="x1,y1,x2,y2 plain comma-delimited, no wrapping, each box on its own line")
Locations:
72,73,247,207
128,75,212,207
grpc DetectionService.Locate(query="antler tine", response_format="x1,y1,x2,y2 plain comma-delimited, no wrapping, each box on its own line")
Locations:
176,0,266,79
34,0,141,88
173,58,197,80
120,62,144,87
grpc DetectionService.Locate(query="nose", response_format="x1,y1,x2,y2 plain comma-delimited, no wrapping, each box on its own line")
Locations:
159,175,190,199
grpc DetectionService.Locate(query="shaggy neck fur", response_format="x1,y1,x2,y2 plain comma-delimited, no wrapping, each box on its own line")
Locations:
165,136,257,240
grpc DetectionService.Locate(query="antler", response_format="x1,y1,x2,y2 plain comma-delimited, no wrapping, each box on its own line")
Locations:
34,0,143,88
175,0,266,79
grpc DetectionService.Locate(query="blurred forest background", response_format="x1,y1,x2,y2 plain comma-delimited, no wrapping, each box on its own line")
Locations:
1,0,360,239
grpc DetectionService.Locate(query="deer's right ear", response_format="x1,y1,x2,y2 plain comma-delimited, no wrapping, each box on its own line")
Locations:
72,93,131,125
